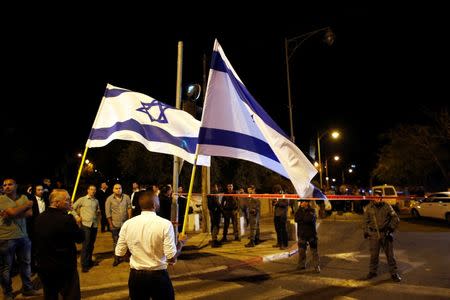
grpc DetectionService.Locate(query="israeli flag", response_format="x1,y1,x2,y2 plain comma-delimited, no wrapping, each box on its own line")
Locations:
198,40,317,197
87,84,210,166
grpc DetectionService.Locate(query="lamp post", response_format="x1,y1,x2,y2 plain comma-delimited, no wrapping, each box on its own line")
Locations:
325,155,340,190
317,130,340,190
285,26,334,143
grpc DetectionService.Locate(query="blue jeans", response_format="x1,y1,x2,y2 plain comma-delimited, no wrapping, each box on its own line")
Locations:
0,237,33,296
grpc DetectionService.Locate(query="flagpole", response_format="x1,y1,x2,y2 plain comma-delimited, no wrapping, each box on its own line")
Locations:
172,41,183,238
72,84,109,203
71,146,89,203
180,145,199,237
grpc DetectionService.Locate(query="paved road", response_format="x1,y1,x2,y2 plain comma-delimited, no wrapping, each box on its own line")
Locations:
9,214,450,299
171,216,450,300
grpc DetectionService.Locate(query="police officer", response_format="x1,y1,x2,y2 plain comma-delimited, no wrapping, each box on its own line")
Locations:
295,200,320,272
245,185,260,247
208,183,223,247
221,183,240,242
363,191,401,282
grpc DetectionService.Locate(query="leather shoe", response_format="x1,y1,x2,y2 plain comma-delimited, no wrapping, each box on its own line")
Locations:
112,258,120,267
82,267,89,273
272,244,281,248
297,265,306,270
366,272,377,280
245,240,255,248
391,273,402,282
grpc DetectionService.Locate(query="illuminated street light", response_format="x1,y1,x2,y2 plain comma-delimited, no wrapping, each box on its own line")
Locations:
77,153,82,158
325,155,340,189
285,27,335,143
317,130,341,190
85,159,90,165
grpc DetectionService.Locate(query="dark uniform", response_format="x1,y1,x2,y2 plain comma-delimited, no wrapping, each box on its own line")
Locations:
221,191,240,242
363,201,401,282
245,195,260,247
295,202,320,271
207,190,222,247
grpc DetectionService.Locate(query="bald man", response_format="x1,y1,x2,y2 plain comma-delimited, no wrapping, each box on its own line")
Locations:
35,189,85,300
116,191,186,300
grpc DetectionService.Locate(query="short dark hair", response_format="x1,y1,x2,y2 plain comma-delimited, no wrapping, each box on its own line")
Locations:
139,191,158,210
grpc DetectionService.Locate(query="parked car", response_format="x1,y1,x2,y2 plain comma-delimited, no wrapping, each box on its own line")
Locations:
410,192,450,223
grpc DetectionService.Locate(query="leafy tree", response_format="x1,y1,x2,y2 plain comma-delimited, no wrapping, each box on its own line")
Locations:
118,142,173,186
373,110,449,190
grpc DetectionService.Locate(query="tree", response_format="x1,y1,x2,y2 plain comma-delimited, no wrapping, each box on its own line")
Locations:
373,110,449,190
118,143,173,186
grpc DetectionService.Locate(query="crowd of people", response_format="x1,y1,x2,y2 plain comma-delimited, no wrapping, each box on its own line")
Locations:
0,178,402,299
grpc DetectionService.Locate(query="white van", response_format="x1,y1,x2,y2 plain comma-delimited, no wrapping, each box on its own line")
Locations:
371,185,400,212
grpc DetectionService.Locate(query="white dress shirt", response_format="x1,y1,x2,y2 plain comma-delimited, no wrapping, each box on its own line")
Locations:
36,196,46,214
115,211,177,270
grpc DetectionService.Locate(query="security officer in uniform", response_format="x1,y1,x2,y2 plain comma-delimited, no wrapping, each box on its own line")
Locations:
245,185,260,247
363,191,402,282
207,183,223,248
295,200,320,272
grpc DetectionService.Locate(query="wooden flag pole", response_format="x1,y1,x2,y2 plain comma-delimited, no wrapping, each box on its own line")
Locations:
71,146,89,203
180,145,199,238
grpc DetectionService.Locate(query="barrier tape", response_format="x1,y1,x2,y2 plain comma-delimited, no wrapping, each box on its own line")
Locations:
174,193,421,201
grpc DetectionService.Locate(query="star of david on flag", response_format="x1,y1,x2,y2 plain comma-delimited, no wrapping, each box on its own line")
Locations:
87,84,210,166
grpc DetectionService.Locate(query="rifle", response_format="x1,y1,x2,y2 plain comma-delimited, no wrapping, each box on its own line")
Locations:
371,208,385,250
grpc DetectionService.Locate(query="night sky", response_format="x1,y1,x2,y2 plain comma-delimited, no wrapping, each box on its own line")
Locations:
1,5,448,187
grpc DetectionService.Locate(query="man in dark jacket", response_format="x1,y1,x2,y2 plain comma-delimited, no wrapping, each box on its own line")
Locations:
221,183,240,242
35,189,85,299
295,200,320,272
272,184,289,249
363,191,401,282
207,184,222,247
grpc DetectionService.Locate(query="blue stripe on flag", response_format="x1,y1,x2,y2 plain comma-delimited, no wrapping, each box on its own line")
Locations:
199,127,279,162
89,119,198,154
210,51,288,138
105,87,130,98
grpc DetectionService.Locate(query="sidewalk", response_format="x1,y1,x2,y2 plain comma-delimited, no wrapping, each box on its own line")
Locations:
10,213,362,299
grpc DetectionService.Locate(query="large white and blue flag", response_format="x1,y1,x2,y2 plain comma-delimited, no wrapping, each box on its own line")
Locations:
198,40,317,196
87,84,210,166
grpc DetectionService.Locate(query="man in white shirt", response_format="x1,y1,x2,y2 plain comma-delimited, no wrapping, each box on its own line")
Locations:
115,191,186,300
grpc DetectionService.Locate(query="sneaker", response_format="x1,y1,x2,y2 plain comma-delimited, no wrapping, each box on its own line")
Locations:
391,273,402,282
22,289,40,296
315,266,321,273
280,246,288,250
366,272,377,280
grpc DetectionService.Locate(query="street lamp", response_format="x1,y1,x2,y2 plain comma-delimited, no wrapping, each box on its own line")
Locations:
317,130,340,190
325,155,340,189
285,26,335,143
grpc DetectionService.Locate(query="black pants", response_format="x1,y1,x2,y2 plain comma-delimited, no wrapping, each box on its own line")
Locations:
129,269,174,300
274,215,288,247
39,269,80,300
